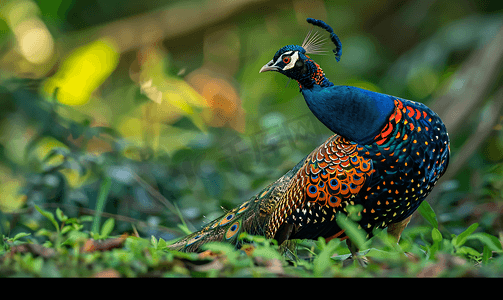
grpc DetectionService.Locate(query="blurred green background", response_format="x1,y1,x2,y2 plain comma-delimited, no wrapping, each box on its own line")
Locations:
0,0,503,245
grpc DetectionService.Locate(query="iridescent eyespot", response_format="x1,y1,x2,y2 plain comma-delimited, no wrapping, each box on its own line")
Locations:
330,178,339,188
186,232,207,246
306,184,318,200
283,56,291,64
225,221,240,240
328,195,341,207
237,201,249,214
218,213,235,226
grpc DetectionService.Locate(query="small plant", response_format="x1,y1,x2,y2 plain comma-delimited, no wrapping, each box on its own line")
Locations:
418,201,503,264
1,202,503,277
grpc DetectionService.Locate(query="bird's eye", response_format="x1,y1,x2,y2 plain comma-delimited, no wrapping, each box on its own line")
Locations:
283,56,291,64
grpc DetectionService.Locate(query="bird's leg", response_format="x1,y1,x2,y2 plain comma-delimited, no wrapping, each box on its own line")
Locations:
387,215,412,243
386,215,417,261
344,238,368,267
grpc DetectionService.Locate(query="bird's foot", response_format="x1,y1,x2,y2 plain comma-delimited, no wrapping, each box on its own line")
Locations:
343,253,369,268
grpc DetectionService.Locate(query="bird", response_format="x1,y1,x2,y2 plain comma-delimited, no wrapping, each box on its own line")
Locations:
168,18,450,261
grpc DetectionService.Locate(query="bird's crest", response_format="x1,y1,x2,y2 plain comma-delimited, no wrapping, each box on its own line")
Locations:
303,18,342,62
301,27,328,55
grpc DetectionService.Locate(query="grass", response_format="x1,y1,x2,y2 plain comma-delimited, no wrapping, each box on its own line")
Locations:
1,202,502,277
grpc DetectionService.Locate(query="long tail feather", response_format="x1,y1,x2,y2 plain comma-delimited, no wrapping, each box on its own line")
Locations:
167,158,306,252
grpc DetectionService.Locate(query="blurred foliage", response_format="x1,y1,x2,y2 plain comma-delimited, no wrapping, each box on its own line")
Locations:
1,204,502,277
0,0,503,276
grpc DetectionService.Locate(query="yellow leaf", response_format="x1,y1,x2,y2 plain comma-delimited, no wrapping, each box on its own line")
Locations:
59,168,92,188
116,117,143,139
42,39,119,105
0,178,27,213
135,46,208,131
164,89,194,115
32,136,68,167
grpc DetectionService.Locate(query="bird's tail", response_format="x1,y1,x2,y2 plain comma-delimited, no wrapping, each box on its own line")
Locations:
166,195,265,252
167,160,304,252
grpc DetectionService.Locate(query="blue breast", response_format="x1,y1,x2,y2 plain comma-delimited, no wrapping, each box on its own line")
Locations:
301,85,396,144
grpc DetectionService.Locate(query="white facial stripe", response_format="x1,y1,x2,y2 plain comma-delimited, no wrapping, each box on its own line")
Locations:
282,51,299,71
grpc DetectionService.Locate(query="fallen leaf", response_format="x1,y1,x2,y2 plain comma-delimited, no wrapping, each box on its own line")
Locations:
92,268,121,278
81,234,128,253
9,243,56,258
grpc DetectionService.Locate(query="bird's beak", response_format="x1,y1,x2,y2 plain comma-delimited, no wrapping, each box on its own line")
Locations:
259,60,277,73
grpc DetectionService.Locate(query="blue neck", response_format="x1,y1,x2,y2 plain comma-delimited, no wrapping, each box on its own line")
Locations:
301,85,395,144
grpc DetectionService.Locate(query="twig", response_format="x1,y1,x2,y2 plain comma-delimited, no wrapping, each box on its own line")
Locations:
429,87,503,204
442,88,503,180
430,25,503,138
131,170,196,232
8,243,56,258
6,203,180,235
423,25,503,205
81,234,128,252
59,0,281,56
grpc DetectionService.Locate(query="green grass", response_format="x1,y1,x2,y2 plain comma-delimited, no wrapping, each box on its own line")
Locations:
1,203,502,277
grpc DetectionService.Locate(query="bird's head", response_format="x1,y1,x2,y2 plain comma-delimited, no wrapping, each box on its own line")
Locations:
259,18,342,89
259,45,309,79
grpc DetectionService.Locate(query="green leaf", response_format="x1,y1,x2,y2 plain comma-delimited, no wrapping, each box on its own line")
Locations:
157,238,167,250
466,232,503,251
346,204,363,221
418,201,438,228
125,236,151,250
92,176,112,235
36,228,52,238
61,225,73,235
429,228,442,258
429,241,439,258
100,218,115,239
239,232,268,245
336,214,367,249
364,248,403,260
151,235,158,249
482,245,492,265
456,246,480,257
252,247,283,261
313,239,337,276
176,223,192,236
10,232,31,242
453,223,479,248
79,215,94,223
35,205,59,233
431,228,443,243
71,223,83,231
56,208,67,222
